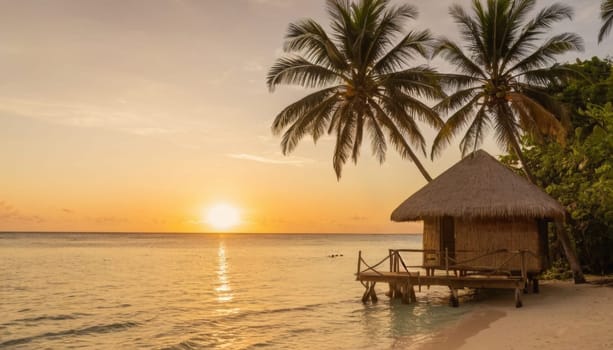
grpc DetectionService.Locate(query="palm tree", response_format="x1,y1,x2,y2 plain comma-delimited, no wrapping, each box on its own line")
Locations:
600,0,613,43
431,0,586,284
431,0,583,183
267,0,444,181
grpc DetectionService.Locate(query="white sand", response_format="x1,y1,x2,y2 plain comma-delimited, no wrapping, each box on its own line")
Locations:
416,279,613,350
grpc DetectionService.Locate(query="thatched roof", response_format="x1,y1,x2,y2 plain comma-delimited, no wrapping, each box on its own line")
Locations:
391,150,565,221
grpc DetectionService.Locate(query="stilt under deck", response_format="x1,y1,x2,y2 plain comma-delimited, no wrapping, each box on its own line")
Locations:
356,249,540,308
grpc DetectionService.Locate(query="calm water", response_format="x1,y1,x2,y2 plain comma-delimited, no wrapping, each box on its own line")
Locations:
0,233,470,349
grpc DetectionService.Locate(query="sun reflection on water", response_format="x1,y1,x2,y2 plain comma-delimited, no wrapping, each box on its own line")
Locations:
215,242,233,303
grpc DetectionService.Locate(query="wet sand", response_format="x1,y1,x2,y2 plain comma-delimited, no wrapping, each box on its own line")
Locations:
415,279,613,350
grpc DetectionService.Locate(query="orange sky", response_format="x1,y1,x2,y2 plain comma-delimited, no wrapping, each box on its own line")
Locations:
0,0,608,233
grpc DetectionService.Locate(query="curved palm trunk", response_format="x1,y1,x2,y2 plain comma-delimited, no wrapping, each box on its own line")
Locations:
401,141,433,182
509,135,586,284
409,153,433,182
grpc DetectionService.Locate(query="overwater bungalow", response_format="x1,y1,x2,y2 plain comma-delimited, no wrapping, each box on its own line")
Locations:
356,150,565,307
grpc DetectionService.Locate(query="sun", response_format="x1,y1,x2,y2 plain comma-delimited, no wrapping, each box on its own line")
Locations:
205,203,241,231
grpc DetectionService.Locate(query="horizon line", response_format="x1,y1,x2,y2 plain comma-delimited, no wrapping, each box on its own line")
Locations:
0,230,423,235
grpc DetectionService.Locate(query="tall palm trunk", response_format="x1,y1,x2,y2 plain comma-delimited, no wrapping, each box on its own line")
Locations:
555,220,586,283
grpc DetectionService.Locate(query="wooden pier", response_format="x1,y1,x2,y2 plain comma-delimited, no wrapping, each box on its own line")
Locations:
356,249,539,308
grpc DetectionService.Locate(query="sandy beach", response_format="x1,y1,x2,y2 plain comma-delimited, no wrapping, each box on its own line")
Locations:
415,278,613,350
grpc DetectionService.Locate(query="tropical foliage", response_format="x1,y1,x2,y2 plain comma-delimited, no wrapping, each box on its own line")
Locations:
431,0,583,182
502,57,613,274
267,0,444,180
600,0,613,43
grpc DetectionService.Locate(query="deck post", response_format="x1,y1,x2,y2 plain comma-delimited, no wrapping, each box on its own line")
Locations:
515,287,523,308
401,280,416,304
401,281,409,304
362,282,370,303
370,282,378,303
362,282,378,304
388,250,395,298
520,251,528,293
532,278,540,294
394,252,399,273
445,248,449,276
449,287,459,307
357,251,362,279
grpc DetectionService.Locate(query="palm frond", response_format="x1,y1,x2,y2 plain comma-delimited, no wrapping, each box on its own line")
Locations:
517,65,581,87
332,104,356,179
326,0,354,58
371,102,424,162
351,113,365,162
431,92,483,159
492,103,520,150
433,38,487,78
371,30,431,74
518,83,572,129
376,92,427,153
310,97,343,144
384,89,443,129
508,92,566,143
436,73,482,92
600,0,613,43
504,33,583,76
381,66,446,100
502,2,573,70
434,87,481,115
284,19,348,70
364,110,387,163
271,87,340,134
448,2,487,66
279,93,339,154
459,104,489,156
365,2,418,66
267,56,345,91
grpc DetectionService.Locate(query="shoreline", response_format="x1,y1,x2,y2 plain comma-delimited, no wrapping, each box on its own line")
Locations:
413,278,613,350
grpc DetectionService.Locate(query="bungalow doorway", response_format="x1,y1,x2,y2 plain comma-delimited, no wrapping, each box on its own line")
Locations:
441,216,455,260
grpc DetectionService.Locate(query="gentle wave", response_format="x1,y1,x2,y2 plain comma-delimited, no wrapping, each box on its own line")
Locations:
161,340,202,350
0,321,139,347
8,313,90,324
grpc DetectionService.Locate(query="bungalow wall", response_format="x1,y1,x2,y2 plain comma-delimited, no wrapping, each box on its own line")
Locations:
455,218,542,272
422,218,440,266
422,217,544,272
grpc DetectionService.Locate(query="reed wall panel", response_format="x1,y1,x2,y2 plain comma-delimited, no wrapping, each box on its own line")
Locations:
454,218,542,272
423,218,440,266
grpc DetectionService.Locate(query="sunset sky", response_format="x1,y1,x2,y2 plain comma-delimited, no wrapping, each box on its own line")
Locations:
0,0,609,233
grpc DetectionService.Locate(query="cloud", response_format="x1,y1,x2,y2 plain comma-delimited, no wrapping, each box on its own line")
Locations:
123,127,179,136
248,0,294,7
89,216,128,224
0,201,45,223
243,61,264,72
0,201,19,219
0,97,185,137
228,153,314,166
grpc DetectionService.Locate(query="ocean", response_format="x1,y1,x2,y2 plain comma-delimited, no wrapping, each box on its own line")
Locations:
0,233,470,349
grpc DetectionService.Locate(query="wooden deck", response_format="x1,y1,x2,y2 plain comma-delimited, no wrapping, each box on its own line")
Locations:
357,271,524,289
356,249,539,308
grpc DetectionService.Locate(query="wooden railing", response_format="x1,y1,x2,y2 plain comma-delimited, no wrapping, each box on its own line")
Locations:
356,250,414,279
357,248,538,281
